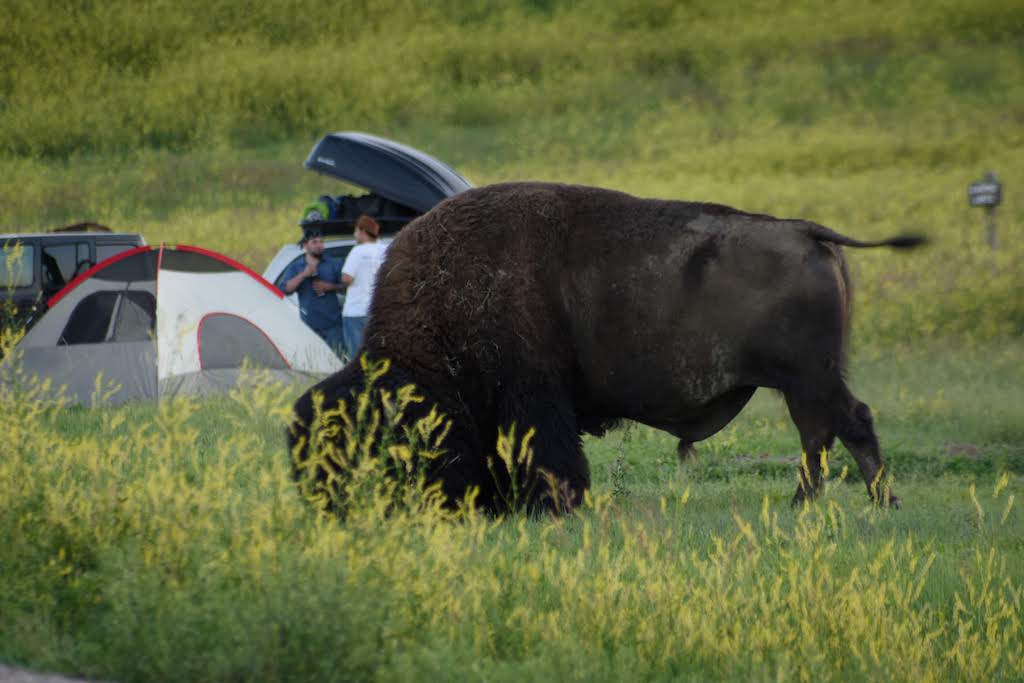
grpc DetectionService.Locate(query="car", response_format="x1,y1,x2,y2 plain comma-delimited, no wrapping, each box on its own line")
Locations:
1,225,146,332
262,132,472,310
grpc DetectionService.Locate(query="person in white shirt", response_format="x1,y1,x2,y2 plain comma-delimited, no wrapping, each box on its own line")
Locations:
340,214,388,360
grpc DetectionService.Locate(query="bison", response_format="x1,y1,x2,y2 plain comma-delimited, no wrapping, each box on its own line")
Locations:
289,182,923,513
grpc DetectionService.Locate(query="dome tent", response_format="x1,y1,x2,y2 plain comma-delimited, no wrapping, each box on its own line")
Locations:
3,244,342,405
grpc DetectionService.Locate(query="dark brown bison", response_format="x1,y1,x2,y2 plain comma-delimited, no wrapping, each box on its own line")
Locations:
289,182,923,513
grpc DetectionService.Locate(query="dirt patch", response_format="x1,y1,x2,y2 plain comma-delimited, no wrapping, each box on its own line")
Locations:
943,443,986,459
732,453,800,466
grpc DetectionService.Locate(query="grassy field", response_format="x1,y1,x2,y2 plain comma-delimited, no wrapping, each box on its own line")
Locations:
1,345,1022,682
2,0,1024,681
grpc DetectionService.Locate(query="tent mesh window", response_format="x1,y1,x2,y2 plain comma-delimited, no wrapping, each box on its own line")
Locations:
198,314,288,370
60,290,156,345
60,291,119,345
111,291,156,342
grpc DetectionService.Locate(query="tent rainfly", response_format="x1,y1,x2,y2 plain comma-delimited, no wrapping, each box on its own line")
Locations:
3,244,342,404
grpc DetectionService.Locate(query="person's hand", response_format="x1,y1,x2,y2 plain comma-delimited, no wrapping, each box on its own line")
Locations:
312,279,332,296
303,254,320,276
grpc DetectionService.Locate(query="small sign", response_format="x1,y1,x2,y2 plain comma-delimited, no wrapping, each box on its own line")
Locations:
968,172,1001,208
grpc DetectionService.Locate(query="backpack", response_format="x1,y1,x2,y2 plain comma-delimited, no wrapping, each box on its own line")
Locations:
299,195,339,225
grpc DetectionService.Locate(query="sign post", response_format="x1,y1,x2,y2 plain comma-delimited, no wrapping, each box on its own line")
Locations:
968,171,1002,250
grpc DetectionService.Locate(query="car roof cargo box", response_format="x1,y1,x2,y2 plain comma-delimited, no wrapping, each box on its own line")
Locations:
303,132,472,235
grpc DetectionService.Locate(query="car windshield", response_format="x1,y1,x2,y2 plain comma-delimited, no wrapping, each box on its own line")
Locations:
0,242,35,288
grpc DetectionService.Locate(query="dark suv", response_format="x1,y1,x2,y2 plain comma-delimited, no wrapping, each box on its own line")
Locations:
1,229,146,332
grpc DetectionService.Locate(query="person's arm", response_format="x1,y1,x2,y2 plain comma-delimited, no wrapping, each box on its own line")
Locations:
283,256,317,294
310,259,348,295
312,278,347,294
282,268,309,294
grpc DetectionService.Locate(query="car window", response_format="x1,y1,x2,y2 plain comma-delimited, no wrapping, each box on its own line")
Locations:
97,243,137,263
0,242,35,288
41,241,90,290
325,245,354,263
77,243,91,273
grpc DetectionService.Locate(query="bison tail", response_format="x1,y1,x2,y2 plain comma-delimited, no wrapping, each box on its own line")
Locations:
801,222,927,250
881,234,928,249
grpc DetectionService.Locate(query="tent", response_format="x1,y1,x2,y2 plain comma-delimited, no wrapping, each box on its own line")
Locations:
2,244,343,405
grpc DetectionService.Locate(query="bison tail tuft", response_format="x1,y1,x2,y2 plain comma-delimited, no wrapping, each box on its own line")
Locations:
802,222,928,250
885,234,928,249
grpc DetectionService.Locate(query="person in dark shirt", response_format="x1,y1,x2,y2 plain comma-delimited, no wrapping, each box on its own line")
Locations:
278,227,345,357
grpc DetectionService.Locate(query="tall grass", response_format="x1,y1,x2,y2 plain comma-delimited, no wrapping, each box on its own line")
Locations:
1,362,1022,682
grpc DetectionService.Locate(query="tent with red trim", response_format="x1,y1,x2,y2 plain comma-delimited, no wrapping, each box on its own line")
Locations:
2,244,342,404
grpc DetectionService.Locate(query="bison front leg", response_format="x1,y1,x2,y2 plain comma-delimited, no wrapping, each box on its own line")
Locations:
496,381,590,514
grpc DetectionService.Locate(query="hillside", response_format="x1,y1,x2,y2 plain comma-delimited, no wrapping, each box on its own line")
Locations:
1,0,1022,344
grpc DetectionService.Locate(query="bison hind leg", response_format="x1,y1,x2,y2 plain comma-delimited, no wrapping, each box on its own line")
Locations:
785,382,898,507
832,388,900,507
783,391,837,506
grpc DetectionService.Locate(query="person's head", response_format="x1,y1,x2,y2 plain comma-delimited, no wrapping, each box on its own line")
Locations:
300,227,325,256
354,214,380,244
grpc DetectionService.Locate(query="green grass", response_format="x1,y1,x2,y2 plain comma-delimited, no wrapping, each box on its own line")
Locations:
2,344,1022,682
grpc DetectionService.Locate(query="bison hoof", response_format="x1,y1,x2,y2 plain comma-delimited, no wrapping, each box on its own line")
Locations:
790,483,822,508
870,492,902,509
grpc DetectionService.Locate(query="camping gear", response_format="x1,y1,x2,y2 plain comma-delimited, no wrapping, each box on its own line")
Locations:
299,195,339,226
300,131,473,235
2,244,342,405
